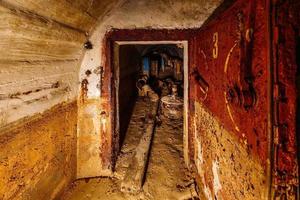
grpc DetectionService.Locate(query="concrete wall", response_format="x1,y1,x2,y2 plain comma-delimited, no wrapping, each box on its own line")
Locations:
0,102,77,199
0,5,82,127
0,0,123,127
0,0,122,198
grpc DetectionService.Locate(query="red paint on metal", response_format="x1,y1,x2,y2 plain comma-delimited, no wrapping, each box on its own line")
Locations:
272,0,299,196
190,0,270,165
105,29,196,42
99,35,114,171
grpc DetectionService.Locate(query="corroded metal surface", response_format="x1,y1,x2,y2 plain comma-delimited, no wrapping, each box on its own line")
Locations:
97,1,299,198
271,0,300,198
190,0,269,164
189,0,271,199
188,0,299,199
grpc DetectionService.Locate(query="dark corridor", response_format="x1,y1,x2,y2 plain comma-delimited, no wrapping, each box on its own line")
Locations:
117,44,184,147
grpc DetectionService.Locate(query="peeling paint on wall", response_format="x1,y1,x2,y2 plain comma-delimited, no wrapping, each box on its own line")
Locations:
190,0,269,164
271,0,300,197
188,1,271,199
193,101,266,200
194,113,203,172
203,185,213,200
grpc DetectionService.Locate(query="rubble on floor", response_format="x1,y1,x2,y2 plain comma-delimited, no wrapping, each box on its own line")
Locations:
62,98,196,200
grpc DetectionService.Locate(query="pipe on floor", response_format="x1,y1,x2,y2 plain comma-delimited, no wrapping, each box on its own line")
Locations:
120,98,159,194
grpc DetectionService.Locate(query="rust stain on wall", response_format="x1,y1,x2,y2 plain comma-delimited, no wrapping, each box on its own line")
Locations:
77,98,110,178
77,36,115,178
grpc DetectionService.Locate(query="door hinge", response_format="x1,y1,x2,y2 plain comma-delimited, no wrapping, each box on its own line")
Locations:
273,83,287,102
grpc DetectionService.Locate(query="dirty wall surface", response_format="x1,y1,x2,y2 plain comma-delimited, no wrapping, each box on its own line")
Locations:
189,0,270,199
0,1,119,198
0,102,77,199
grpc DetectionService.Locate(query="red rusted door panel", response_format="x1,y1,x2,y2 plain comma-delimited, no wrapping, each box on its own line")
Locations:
272,0,299,198
189,0,271,199
189,0,299,199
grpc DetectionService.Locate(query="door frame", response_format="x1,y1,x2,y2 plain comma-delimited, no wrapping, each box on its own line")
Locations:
112,40,190,167
102,29,194,172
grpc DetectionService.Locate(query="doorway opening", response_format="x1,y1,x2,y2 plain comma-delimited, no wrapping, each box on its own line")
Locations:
114,42,188,147
110,41,191,196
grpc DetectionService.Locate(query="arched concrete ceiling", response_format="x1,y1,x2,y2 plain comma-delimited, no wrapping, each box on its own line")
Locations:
0,0,223,127
1,0,126,33
0,0,127,126
80,0,223,98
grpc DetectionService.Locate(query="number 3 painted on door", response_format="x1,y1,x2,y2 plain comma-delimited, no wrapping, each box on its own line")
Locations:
213,32,218,59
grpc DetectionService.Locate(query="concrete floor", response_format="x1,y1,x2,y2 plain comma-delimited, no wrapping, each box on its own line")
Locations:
62,98,195,200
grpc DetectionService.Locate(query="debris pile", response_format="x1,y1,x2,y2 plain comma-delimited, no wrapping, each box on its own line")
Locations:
160,84,183,120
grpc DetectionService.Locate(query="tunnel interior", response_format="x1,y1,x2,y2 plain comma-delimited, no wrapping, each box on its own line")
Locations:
1,0,300,199
117,44,184,147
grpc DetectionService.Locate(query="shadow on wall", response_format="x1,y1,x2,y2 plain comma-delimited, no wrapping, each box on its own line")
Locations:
118,45,141,147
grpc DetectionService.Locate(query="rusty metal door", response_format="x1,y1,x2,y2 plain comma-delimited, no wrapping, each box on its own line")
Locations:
189,0,273,199
270,0,300,199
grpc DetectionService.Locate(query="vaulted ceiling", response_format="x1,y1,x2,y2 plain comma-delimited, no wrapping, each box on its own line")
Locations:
1,0,124,33
0,0,223,126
